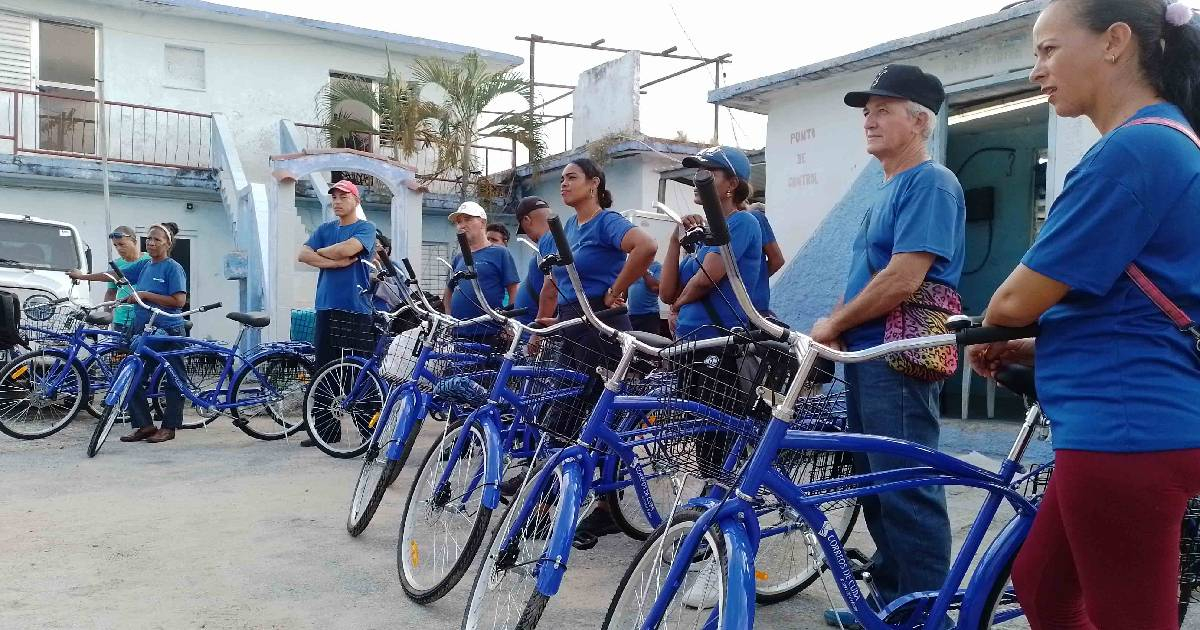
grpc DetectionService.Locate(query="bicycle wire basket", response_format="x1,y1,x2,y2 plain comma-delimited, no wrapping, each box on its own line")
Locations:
327,310,383,360
1181,496,1200,594
625,325,854,494
20,301,85,347
517,323,634,445
420,320,508,409
1015,460,1055,504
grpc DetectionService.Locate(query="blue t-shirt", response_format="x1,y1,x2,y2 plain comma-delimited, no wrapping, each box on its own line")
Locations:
628,261,663,316
750,209,776,312
449,244,519,333
842,161,966,350
123,257,187,331
1022,103,1200,453
540,210,635,305
513,254,545,324
676,211,763,339
305,219,376,314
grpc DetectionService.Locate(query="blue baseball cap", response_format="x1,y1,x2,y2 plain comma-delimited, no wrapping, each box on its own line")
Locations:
682,146,751,181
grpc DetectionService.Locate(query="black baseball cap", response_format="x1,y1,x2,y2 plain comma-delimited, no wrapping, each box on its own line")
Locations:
514,196,550,234
844,64,946,114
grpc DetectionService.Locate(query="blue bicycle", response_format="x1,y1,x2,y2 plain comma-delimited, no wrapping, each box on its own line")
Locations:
346,253,509,536
87,265,316,456
603,173,1047,630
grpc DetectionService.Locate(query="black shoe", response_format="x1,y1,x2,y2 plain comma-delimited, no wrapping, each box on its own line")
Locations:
576,507,621,538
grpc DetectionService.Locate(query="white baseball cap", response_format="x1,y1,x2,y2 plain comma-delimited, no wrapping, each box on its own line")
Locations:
449,201,487,223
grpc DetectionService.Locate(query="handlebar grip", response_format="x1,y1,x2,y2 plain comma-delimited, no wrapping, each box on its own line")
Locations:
456,232,474,267
401,257,418,281
377,251,400,278
956,324,1039,346
107,260,127,281
679,226,708,249
201,302,222,312
594,305,629,320
548,216,574,265
498,307,529,318
693,170,730,246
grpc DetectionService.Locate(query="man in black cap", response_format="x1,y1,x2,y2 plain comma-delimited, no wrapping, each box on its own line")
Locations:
511,196,553,324
811,64,966,628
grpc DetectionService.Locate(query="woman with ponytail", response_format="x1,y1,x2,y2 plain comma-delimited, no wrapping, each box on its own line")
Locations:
534,157,657,541
969,1,1200,626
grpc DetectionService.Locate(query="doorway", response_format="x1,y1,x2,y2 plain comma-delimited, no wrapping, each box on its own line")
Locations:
944,93,1049,419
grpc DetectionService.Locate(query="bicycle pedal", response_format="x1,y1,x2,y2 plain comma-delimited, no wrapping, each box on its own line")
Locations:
845,548,875,578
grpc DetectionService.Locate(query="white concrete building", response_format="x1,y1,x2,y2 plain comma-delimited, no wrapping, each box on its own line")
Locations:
0,0,520,340
709,0,1103,416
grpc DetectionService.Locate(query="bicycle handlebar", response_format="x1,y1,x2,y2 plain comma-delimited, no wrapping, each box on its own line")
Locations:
548,216,574,266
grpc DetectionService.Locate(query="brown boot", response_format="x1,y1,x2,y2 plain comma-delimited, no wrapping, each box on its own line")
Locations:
120,426,158,442
145,428,175,443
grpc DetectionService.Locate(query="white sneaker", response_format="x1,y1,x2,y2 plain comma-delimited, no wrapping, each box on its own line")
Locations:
681,561,721,610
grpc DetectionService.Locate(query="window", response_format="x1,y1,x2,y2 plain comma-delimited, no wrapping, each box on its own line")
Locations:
35,21,97,154
164,45,205,91
421,241,451,294
0,218,81,270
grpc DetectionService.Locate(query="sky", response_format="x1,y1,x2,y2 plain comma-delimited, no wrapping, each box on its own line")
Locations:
228,0,1029,153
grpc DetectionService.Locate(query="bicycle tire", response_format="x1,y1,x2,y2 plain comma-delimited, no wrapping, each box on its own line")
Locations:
607,411,684,541
82,344,129,420
400,420,493,604
230,352,314,441
0,350,87,440
974,558,1018,629
302,359,385,458
1178,496,1200,626
346,397,421,536
603,507,727,630
150,351,225,429
461,464,568,630
87,400,127,458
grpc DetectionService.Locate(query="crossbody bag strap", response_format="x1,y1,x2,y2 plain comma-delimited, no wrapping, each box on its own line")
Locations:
1119,117,1200,348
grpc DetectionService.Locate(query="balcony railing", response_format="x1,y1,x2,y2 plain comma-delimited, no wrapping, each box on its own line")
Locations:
294,122,514,196
0,87,213,170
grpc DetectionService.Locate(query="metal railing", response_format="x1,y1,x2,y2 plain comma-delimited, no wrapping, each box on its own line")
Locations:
294,122,514,195
0,87,213,169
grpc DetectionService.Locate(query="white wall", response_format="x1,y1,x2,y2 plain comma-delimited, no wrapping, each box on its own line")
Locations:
760,28,1050,264
17,1,474,184
0,186,240,340
572,52,640,149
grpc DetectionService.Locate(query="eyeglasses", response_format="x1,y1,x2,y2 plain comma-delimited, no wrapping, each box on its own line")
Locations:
109,232,132,240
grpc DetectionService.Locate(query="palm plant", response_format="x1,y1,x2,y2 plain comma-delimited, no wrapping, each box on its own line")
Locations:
316,55,442,164
413,52,547,201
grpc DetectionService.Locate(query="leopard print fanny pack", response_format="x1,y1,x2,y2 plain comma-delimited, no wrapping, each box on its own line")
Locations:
883,280,962,381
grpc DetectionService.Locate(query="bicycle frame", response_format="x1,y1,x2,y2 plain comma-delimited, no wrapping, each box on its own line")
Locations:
638,397,1047,630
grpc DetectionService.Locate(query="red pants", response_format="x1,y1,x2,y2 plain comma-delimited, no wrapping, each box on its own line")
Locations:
1012,449,1200,629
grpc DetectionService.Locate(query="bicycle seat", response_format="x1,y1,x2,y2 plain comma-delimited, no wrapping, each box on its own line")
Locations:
629,330,673,349
995,364,1037,401
85,311,113,326
227,311,271,328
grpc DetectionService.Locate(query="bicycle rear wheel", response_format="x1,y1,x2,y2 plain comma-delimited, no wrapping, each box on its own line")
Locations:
303,359,385,458
0,350,86,439
1179,496,1200,626
150,351,226,429
603,507,726,630
230,352,313,440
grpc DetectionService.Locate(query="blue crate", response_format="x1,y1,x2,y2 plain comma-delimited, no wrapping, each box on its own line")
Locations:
290,308,316,344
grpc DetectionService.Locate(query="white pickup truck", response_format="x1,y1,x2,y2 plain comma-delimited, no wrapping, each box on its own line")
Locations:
0,213,92,313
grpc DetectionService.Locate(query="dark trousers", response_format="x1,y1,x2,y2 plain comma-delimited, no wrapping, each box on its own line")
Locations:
538,296,630,439
630,313,663,335
844,360,951,607
129,326,186,430
311,309,376,443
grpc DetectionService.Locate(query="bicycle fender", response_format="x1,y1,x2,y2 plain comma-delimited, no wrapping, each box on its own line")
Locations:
957,511,1034,628
536,453,589,597
476,406,506,510
104,357,143,408
384,387,421,460
718,513,757,630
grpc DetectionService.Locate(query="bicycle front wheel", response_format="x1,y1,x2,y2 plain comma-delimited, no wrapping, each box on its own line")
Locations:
151,351,225,429
603,507,727,630
82,344,129,419
346,391,420,536
0,350,86,439
461,464,568,630
399,419,493,603
303,359,385,458
230,352,314,440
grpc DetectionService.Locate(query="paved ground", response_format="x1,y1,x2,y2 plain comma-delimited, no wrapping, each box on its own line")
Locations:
0,415,1177,629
